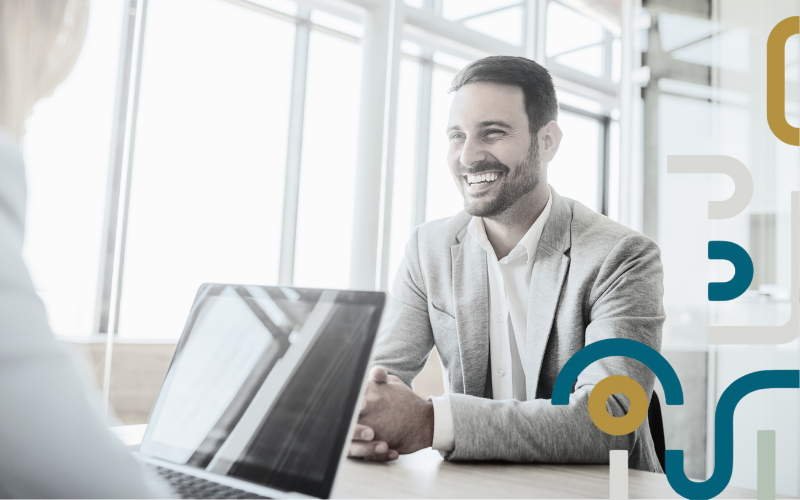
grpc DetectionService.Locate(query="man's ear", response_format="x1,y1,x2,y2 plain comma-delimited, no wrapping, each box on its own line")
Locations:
538,120,563,163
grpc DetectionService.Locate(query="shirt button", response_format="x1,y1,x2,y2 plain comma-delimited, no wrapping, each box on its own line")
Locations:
498,369,506,377
499,315,504,322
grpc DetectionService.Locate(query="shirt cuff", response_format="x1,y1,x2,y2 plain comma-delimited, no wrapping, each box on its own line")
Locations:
428,395,455,452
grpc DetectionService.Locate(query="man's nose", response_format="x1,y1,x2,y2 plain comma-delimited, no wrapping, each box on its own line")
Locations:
459,136,486,169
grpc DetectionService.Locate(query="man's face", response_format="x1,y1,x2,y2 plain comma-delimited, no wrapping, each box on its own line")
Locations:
446,82,540,218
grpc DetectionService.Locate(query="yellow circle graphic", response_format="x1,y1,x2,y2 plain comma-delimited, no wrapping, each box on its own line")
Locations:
588,375,649,436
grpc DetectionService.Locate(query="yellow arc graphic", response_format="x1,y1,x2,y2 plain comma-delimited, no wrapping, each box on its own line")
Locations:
588,375,649,436
767,16,800,146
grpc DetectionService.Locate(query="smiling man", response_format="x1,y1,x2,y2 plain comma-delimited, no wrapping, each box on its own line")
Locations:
348,56,665,472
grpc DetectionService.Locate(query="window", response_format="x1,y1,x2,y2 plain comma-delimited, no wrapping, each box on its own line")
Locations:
22,0,125,337
442,1,524,47
23,0,618,342
117,0,295,339
426,67,463,222
547,1,615,80
548,110,604,212
292,30,362,289
387,59,421,292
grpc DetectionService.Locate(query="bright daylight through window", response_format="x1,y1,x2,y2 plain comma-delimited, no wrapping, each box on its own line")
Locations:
23,0,619,340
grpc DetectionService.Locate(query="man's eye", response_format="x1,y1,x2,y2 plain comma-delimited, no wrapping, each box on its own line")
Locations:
450,133,465,141
485,129,504,136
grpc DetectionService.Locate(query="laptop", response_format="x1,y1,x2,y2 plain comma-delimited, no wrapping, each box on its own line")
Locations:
134,283,386,499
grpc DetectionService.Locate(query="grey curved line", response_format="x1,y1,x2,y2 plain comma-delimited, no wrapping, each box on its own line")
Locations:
709,191,799,344
666,155,754,219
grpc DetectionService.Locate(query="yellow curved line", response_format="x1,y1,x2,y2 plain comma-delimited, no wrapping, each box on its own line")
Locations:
767,17,800,146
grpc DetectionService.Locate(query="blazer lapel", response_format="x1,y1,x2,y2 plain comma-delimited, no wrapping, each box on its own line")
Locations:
451,232,490,397
525,188,572,399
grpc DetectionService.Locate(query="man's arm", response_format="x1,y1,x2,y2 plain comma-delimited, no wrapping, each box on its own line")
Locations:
445,233,664,462
355,232,665,464
371,226,436,386
348,227,436,460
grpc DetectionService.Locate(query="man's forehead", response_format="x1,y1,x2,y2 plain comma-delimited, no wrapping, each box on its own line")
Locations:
448,81,526,128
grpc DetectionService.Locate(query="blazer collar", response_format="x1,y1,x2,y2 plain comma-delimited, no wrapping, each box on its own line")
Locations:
450,232,490,396
525,187,573,399
536,186,572,255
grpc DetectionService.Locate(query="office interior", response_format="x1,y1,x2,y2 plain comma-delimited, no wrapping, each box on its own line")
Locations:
20,0,799,496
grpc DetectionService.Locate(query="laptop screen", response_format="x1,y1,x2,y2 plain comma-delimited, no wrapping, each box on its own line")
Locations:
138,284,385,498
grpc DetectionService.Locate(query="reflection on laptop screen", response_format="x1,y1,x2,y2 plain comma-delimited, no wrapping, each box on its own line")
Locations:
138,284,385,498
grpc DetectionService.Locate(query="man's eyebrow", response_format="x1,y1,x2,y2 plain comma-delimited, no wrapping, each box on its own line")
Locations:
478,120,514,129
446,125,462,133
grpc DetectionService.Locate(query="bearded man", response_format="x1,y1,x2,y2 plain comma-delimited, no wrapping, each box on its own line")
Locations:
347,55,666,473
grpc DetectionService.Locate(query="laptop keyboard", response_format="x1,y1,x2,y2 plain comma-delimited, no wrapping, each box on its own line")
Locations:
142,463,271,499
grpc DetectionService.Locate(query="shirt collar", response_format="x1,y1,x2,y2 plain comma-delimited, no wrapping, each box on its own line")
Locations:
467,186,553,264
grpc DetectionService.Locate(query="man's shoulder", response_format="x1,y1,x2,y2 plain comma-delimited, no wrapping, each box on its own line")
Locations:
414,210,472,247
565,197,659,262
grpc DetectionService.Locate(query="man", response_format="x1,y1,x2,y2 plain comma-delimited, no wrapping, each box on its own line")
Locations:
348,55,664,472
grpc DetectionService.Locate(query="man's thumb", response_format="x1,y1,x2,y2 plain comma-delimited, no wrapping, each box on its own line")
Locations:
369,366,389,383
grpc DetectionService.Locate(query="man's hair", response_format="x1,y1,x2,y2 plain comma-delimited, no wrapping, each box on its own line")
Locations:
449,55,558,136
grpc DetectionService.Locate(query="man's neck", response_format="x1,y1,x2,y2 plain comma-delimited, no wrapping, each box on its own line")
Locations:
483,184,549,260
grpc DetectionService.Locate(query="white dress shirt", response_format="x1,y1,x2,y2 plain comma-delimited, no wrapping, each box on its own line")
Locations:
430,188,553,451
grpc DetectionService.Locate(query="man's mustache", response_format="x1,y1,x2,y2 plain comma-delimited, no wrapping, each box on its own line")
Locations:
457,159,510,176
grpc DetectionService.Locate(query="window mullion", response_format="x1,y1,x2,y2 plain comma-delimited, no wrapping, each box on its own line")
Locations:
94,0,138,337
279,8,312,285
101,0,149,420
412,56,433,228
599,117,611,216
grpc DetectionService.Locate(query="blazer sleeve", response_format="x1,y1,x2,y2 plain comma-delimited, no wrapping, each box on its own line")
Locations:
0,135,171,498
444,234,665,466
371,226,436,388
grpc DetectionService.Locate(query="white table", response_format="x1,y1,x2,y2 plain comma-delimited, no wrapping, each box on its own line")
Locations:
113,426,766,499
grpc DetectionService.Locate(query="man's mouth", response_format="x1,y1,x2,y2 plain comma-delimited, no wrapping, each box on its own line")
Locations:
465,171,501,186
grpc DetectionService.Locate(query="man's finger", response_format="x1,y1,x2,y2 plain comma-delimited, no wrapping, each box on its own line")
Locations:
369,366,388,384
386,374,403,384
351,423,374,442
347,441,399,461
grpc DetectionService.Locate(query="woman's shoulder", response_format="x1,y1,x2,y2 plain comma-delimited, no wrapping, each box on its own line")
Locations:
0,130,27,232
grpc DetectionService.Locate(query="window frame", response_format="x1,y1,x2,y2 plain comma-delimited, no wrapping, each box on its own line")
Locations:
83,0,621,341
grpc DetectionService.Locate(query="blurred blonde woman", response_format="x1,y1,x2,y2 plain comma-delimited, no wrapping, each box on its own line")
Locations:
0,1,168,497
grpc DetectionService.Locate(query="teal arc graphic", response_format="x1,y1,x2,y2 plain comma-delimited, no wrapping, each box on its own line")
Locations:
551,338,684,406
665,370,799,500
708,241,754,301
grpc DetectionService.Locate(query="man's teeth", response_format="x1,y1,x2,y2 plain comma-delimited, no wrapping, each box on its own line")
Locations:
467,172,499,184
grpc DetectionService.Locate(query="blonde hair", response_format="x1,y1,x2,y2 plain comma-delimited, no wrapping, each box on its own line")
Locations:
0,0,89,142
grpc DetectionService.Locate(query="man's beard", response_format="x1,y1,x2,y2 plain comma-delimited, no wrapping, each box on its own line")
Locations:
460,140,540,218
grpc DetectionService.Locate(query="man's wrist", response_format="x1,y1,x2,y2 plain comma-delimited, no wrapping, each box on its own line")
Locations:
418,400,434,450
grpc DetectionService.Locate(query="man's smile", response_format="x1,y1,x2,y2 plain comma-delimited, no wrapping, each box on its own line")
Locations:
463,171,503,194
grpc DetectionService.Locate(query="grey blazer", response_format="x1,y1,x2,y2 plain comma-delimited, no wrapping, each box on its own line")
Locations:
373,187,665,472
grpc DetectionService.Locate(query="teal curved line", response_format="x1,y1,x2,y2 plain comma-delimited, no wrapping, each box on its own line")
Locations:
708,241,754,301
551,338,684,405
666,370,799,500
